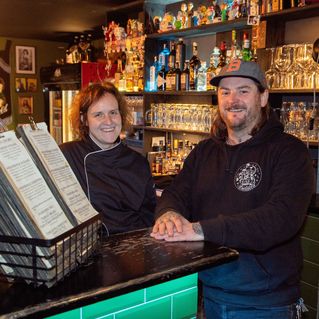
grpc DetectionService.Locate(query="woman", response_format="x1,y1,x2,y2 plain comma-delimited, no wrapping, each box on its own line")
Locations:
60,82,156,235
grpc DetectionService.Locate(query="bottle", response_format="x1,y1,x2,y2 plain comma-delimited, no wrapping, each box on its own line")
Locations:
166,58,176,91
206,47,220,91
114,59,123,89
149,56,159,92
174,62,181,91
175,38,186,71
125,61,134,92
241,32,252,61
158,43,170,71
168,41,176,70
157,64,166,91
230,30,240,61
181,60,190,91
189,42,201,91
197,61,207,91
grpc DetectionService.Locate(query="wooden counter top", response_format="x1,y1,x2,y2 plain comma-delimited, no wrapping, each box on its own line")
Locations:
0,228,238,319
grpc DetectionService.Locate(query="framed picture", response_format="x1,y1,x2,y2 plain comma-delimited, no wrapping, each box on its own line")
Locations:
15,46,35,74
27,78,37,92
18,96,33,115
15,77,27,92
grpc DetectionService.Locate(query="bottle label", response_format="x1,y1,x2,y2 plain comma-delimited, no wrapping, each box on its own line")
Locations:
157,75,166,90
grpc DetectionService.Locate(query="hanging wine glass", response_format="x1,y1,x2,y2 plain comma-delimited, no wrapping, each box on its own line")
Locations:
295,43,314,89
286,44,303,89
273,45,292,89
265,48,279,89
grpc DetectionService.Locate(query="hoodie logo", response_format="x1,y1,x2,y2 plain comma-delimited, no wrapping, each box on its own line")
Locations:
234,162,262,192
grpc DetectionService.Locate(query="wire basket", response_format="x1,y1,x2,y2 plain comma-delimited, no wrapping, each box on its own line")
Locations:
0,215,101,288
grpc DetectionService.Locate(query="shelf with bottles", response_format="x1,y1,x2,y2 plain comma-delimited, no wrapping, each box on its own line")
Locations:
147,133,204,176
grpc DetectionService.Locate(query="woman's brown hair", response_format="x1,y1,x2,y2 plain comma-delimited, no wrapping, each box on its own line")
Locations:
70,82,131,140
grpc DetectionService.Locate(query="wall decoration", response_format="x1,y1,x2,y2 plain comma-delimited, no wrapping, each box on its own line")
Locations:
0,40,12,124
16,46,35,74
18,96,33,115
15,77,27,92
27,78,37,92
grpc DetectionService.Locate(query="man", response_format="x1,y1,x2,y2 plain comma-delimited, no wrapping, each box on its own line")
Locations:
151,60,314,319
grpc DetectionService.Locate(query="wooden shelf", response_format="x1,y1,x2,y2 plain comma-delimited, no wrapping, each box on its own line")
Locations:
146,18,249,40
269,89,316,94
145,3,319,41
261,2,319,22
143,90,217,96
144,126,210,136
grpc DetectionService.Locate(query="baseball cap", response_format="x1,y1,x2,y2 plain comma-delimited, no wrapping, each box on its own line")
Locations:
210,60,268,89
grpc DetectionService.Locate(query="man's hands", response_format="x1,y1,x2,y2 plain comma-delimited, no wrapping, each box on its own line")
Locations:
150,211,204,242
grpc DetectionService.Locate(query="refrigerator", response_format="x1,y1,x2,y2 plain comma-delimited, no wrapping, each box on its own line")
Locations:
40,62,107,145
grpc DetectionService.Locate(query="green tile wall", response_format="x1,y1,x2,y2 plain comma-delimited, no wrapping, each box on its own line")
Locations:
300,214,319,319
46,273,198,319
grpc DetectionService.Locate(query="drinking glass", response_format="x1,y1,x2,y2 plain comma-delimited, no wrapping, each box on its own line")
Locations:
265,48,280,89
274,45,292,89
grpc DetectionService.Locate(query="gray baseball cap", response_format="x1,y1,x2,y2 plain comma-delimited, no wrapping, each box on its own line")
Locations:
210,60,268,89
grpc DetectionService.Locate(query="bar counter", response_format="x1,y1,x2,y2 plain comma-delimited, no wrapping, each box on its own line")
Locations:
0,228,238,319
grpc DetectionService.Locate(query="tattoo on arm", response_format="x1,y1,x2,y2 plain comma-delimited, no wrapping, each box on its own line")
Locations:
192,222,204,237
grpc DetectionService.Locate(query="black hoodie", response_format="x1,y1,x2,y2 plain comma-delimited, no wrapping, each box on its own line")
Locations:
156,111,314,306
60,136,156,235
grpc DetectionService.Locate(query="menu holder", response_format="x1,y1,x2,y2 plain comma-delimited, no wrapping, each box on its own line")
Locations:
0,119,101,287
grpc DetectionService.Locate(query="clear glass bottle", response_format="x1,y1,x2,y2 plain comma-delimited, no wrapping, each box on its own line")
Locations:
158,43,170,71
206,47,220,91
149,56,158,92
197,61,207,91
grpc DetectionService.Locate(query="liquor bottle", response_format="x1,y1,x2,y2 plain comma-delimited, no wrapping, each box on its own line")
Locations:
149,56,158,92
174,62,181,91
168,41,176,70
165,58,176,91
125,62,134,92
158,43,170,71
240,0,248,17
241,32,252,61
206,47,220,91
230,30,240,61
175,38,186,71
189,42,201,91
114,59,123,89
157,64,166,91
197,61,207,91
181,60,190,91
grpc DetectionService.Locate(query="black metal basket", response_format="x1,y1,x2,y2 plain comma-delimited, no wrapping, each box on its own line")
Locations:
0,215,101,288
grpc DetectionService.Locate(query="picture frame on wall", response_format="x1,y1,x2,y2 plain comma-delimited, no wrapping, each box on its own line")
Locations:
18,96,33,115
15,77,27,92
27,78,37,92
15,46,35,74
